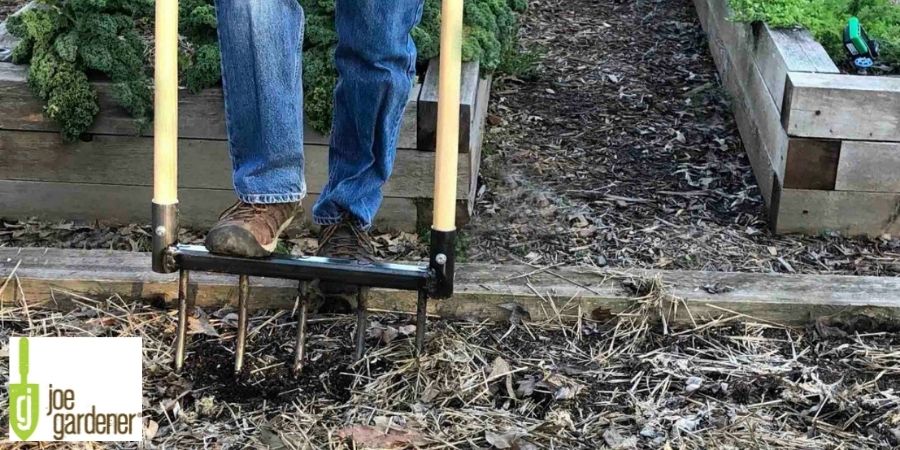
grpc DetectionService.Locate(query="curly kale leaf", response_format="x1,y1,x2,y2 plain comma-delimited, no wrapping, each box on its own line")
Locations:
185,43,222,93
303,45,338,133
28,50,100,141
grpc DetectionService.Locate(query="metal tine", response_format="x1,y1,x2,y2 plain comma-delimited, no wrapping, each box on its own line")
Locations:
354,287,369,362
293,281,311,376
234,274,250,375
415,290,428,356
174,269,189,372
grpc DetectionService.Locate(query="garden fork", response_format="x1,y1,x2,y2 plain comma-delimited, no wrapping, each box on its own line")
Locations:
153,0,463,374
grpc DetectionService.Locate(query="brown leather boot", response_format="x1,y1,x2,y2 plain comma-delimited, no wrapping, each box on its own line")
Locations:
316,219,375,300
205,201,303,258
316,219,375,261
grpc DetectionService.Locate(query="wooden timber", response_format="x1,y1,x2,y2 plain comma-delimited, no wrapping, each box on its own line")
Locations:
695,0,900,236
3,248,900,324
782,72,900,142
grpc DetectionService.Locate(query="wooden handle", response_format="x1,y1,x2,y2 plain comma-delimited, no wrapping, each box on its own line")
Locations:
431,0,464,232
153,0,179,205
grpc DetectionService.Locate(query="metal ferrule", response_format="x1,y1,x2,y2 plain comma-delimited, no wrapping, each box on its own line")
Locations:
152,202,179,273
428,229,456,299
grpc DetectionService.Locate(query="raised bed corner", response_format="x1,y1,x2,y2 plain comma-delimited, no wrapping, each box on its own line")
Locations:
695,0,900,237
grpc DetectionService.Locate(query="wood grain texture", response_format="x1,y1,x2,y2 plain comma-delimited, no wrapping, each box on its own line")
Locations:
0,62,420,149
0,180,421,231
783,139,840,190
783,72,900,142
775,189,900,236
4,248,900,324
835,141,900,192
466,75,492,215
694,0,785,208
416,58,480,152
0,129,470,198
753,24,838,112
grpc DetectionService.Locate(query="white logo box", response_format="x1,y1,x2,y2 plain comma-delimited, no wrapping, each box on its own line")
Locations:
8,337,143,442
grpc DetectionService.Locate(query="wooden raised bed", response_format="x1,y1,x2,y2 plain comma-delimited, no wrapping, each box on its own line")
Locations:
695,0,900,236
0,4,491,232
5,247,900,324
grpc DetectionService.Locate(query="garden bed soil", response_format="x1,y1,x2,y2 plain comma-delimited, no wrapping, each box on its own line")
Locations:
2,0,899,276
1,282,899,448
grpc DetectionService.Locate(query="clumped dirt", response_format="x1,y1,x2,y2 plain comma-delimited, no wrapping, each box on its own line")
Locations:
2,281,900,449
466,0,900,275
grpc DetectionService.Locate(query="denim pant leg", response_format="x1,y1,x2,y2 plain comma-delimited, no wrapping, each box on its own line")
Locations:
312,0,425,229
216,0,306,204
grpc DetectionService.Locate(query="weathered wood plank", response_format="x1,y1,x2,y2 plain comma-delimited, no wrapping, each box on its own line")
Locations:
783,72,900,142
775,189,900,236
695,0,784,208
0,62,420,149
416,58,480,152
466,75,492,215
783,138,840,190
0,180,421,232
4,248,900,324
835,141,900,192
0,129,470,199
703,0,790,178
753,24,839,112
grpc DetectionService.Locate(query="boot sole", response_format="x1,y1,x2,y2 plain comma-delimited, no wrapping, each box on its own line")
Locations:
205,215,296,258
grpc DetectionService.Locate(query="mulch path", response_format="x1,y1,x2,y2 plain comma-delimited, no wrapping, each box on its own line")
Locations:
465,0,900,276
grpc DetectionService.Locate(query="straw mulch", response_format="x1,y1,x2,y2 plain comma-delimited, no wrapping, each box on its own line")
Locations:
1,277,899,449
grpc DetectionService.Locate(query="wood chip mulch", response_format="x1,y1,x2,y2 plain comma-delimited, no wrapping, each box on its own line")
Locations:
465,0,900,276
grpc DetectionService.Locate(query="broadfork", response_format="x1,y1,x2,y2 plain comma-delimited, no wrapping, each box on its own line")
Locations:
152,0,463,375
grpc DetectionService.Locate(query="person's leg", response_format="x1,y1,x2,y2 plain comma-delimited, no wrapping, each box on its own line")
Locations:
312,0,425,232
206,0,306,257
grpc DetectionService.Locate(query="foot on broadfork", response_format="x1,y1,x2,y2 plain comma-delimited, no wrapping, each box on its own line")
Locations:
293,281,311,376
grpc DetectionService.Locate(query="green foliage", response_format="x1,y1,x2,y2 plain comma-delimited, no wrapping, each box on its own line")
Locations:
8,0,151,140
303,45,338,133
728,0,900,71
8,0,528,138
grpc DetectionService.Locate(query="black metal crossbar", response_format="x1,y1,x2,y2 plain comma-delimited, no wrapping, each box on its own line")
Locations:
174,245,432,291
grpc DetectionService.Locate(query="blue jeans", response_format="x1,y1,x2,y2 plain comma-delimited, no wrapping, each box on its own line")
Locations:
216,0,423,229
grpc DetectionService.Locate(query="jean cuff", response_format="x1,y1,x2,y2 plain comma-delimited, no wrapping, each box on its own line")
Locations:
236,192,306,204
313,214,372,231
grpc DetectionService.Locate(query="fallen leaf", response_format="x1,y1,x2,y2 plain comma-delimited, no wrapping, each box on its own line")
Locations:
188,315,219,337
485,429,526,449
338,425,425,449
498,303,531,324
603,428,637,449
489,356,517,399
143,419,159,441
